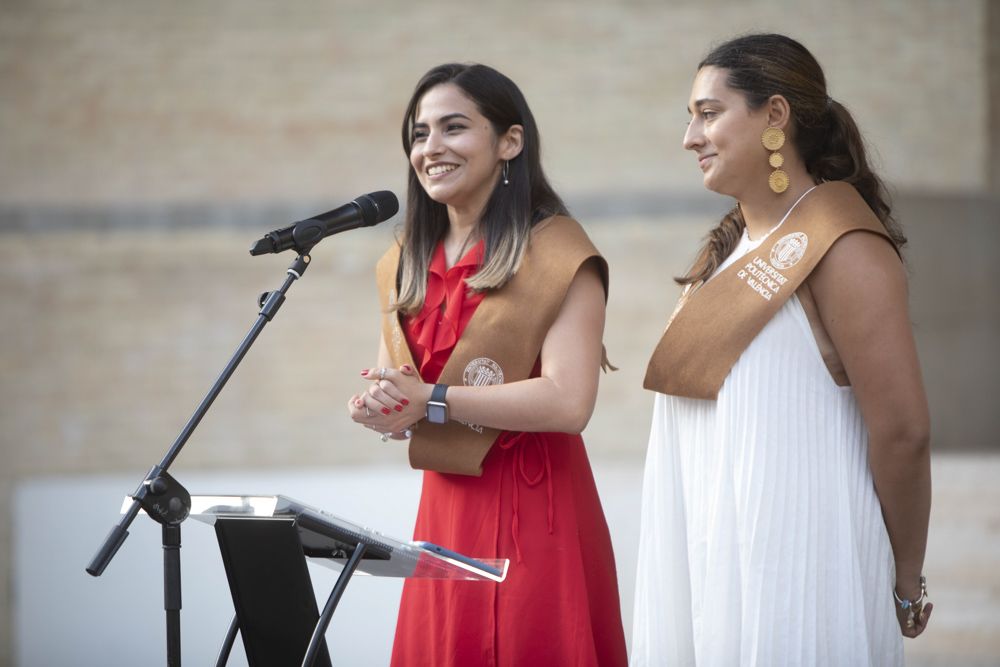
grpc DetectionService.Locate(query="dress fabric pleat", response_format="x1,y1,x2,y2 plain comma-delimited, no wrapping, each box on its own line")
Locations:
631,231,902,666
391,241,628,667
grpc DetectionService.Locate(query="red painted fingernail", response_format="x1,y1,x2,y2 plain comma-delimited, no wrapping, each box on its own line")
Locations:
360,369,369,375
381,407,391,415
401,364,412,372
401,399,410,406
394,405,403,412
354,399,363,407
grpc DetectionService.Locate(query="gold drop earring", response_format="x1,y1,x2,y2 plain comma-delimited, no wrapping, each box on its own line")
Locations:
761,127,788,194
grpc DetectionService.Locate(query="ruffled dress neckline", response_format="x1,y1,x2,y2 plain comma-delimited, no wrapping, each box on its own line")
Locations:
404,239,486,384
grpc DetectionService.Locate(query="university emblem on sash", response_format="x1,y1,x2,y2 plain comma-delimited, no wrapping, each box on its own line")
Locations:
770,232,809,270
459,358,504,434
463,357,505,387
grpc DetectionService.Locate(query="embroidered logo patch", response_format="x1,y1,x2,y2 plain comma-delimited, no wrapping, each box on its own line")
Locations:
463,357,504,387
770,232,809,270
459,358,504,433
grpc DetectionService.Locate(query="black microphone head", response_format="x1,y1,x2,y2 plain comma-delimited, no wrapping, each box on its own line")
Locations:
353,191,399,226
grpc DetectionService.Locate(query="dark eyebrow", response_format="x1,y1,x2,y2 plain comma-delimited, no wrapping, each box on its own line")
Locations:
413,112,472,129
687,98,723,114
438,112,471,124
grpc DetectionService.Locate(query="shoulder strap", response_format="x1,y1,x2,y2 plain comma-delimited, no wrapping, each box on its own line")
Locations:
644,181,892,399
376,242,417,371
375,217,606,474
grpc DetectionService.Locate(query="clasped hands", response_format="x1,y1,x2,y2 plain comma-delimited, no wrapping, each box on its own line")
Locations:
347,364,432,440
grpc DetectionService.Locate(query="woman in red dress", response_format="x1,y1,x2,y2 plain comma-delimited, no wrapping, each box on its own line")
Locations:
347,63,627,666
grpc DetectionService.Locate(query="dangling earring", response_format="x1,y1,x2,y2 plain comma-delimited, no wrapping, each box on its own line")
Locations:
502,160,510,186
761,127,788,194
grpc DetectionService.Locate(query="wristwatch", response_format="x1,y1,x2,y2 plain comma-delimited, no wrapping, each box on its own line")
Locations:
425,383,449,424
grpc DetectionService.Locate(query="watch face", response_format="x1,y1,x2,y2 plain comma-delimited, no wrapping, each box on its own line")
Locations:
427,402,447,424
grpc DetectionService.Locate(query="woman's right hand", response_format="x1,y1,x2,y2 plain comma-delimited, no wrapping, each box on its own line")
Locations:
893,576,932,638
894,599,932,638
347,364,429,436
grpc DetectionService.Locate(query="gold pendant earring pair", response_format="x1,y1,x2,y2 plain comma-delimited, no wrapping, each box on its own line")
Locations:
762,127,789,194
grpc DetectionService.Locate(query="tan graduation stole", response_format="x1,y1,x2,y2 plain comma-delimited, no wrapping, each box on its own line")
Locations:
376,215,608,476
644,181,893,400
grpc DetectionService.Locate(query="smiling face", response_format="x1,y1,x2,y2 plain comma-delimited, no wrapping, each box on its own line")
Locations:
683,66,772,200
409,83,518,215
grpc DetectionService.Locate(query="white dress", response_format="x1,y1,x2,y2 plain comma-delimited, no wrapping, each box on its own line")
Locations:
630,229,903,666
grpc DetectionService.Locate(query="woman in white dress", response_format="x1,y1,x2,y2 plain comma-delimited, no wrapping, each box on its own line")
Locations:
631,34,932,666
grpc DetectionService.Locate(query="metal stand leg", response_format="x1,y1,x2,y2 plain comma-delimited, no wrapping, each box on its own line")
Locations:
214,614,240,667
301,543,368,667
163,524,182,667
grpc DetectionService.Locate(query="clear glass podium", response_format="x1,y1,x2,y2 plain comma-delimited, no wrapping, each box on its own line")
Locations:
129,494,508,667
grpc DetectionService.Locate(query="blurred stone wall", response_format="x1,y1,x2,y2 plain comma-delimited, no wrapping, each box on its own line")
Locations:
0,1,996,664
991,2,1000,190
0,0,988,209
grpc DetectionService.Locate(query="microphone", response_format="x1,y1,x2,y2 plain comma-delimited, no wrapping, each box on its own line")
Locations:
250,190,399,255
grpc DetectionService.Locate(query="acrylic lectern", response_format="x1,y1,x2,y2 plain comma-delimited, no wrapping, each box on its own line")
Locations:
174,494,508,667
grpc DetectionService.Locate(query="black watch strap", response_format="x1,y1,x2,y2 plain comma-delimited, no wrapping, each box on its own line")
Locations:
425,383,450,424
430,383,448,404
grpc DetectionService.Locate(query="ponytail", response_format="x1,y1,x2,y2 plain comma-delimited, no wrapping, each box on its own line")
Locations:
807,99,906,248
676,206,745,287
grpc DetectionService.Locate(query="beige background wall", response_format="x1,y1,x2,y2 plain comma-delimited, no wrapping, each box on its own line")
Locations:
0,0,989,208
1,1,997,665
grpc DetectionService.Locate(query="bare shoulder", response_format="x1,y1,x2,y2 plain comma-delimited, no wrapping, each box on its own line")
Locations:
806,229,915,365
564,256,607,305
809,230,908,304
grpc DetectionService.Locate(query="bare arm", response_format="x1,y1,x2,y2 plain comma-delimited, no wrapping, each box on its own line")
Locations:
351,258,607,435
808,230,932,635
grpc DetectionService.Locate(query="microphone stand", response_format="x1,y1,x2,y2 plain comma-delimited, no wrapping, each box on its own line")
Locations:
86,248,315,667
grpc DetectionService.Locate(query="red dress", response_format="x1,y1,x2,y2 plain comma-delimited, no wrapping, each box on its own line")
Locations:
390,241,628,667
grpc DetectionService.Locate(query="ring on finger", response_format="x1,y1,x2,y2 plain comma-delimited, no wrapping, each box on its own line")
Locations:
378,367,386,381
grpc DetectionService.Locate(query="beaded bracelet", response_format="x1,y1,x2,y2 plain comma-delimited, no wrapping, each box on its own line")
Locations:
893,576,928,629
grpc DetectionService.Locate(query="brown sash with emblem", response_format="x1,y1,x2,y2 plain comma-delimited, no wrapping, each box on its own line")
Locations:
376,215,608,476
644,181,893,400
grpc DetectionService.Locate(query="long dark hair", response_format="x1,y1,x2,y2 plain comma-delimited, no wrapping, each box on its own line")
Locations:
679,33,906,286
395,63,567,313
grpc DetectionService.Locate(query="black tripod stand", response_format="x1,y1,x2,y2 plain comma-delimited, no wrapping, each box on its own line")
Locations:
86,251,312,666
85,189,399,666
